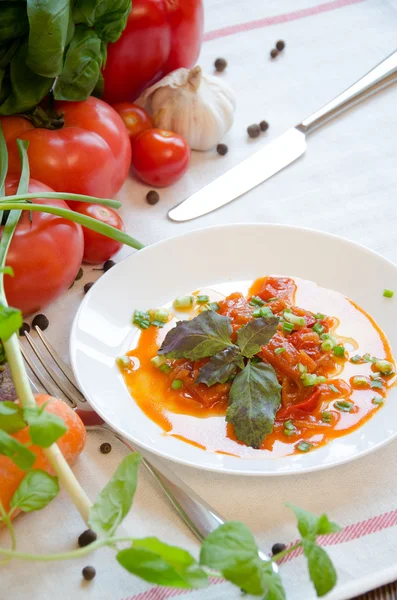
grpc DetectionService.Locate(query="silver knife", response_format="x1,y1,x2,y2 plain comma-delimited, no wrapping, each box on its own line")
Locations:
168,50,397,222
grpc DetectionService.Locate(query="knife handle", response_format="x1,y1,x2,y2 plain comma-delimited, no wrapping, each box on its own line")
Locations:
298,50,397,134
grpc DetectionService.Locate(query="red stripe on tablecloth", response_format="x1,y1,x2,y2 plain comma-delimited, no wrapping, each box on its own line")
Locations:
203,0,365,42
123,507,397,599
121,578,223,600
280,506,397,564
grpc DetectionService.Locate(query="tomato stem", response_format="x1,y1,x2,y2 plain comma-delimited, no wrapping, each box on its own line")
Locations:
2,193,121,209
0,203,144,250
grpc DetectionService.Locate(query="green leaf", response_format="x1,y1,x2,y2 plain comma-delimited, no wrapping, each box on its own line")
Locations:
302,539,337,597
117,537,209,589
73,0,132,42
88,453,141,537
24,405,68,448
237,316,279,358
0,42,54,115
315,513,342,536
200,521,266,595
0,4,29,44
262,561,286,600
53,25,102,101
287,505,341,540
11,469,59,512
0,401,26,433
159,311,233,360
0,303,22,341
196,345,244,386
0,429,36,470
26,0,71,77
226,362,281,448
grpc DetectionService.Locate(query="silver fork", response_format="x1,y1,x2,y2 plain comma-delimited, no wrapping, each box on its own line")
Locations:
20,325,272,565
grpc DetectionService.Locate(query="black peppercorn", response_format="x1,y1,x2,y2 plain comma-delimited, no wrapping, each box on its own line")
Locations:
78,529,97,548
19,323,30,336
270,48,278,59
75,267,84,281
276,40,285,51
247,124,261,139
103,260,115,272
259,120,269,132
82,566,96,581
272,542,286,555
214,57,227,72
216,143,228,156
84,282,94,294
100,442,112,454
146,190,160,205
32,314,49,331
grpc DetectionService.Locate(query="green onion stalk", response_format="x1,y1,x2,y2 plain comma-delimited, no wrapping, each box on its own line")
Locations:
0,125,144,523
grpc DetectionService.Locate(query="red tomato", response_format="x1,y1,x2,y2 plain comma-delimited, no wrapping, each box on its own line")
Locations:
3,177,84,316
131,129,190,187
0,97,131,199
103,0,204,104
113,103,153,150
73,203,125,264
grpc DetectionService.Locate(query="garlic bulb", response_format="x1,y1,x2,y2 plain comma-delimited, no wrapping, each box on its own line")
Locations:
137,66,236,151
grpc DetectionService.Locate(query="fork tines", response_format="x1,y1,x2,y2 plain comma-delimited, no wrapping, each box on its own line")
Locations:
19,327,86,408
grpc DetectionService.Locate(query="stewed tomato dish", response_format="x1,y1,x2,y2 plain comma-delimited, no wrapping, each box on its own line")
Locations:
117,276,395,458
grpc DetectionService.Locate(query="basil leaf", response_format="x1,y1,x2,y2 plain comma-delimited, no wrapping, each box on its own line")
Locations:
237,316,279,358
0,401,26,433
24,405,67,448
302,539,337,597
89,453,141,537
315,513,341,536
196,345,244,386
26,0,71,77
262,561,286,600
287,505,340,540
0,302,22,341
73,0,131,43
53,25,102,101
0,4,29,44
0,42,54,115
117,537,208,589
200,522,265,595
11,469,59,512
226,362,281,448
159,311,233,360
0,429,36,470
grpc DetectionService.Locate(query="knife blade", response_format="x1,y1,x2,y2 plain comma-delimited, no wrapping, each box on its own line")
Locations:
168,128,306,222
168,50,397,222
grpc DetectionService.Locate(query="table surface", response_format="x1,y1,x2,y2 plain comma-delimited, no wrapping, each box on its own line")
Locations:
4,1,397,599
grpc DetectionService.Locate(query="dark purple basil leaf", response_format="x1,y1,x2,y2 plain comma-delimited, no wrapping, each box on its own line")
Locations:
196,346,244,387
236,316,279,358
158,311,233,360
226,361,281,448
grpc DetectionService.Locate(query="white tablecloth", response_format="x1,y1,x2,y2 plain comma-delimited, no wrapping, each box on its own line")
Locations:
3,1,397,599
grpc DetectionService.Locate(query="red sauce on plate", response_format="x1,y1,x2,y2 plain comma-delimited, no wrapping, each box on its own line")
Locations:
120,276,395,458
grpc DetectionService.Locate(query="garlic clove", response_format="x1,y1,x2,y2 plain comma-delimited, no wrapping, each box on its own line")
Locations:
137,66,236,151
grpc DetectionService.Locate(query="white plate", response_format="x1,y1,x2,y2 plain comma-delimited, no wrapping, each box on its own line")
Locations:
70,224,397,475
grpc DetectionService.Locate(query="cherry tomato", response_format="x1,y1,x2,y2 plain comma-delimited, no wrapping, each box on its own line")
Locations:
3,177,84,315
103,0,204,103
113,103,153,150
0,97,131,199
131,129,190,187
73,203,125,264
